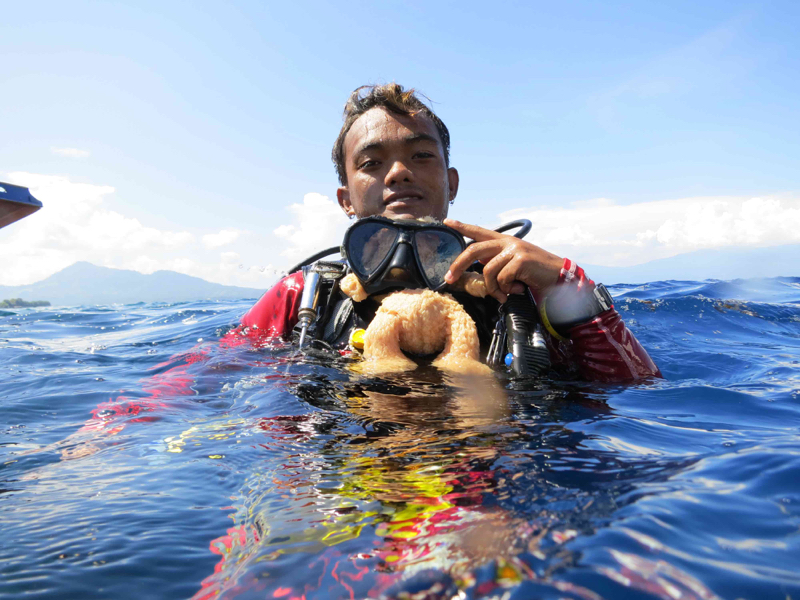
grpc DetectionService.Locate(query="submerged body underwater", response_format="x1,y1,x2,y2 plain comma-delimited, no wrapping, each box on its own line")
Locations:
2,277,800,599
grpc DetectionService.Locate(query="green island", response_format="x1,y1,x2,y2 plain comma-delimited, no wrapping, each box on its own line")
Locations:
1,298,51,308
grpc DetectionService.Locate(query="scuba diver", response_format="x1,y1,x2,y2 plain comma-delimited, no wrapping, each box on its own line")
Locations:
46,83,664,600
240,83,661,382
55,81,660,460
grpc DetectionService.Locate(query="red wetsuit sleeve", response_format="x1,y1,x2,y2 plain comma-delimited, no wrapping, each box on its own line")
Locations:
544,259,662,383
238,271,305,339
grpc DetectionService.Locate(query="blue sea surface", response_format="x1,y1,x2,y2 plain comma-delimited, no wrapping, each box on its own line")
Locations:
2,277,799,599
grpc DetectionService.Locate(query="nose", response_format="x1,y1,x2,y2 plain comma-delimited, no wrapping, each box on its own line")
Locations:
384,159,414,186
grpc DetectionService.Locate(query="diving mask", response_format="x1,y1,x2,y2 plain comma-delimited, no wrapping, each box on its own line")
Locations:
341,216,466,296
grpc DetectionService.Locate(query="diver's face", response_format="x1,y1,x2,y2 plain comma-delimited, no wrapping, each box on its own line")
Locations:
337,108,459,221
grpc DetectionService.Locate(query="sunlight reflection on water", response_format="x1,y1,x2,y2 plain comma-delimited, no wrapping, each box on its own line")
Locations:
1,279,799,599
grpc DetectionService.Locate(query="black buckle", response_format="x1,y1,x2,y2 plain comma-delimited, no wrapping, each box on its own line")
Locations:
593,283,614,313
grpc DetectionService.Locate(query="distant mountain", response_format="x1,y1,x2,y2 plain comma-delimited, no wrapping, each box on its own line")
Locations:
0,262,265,307
6,245,799,308
583,244,800,284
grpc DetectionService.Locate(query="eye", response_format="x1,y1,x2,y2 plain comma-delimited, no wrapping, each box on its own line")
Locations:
358,159,380,170
413,151,435,159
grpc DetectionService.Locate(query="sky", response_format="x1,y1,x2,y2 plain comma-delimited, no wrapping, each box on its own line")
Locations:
2,0,799,287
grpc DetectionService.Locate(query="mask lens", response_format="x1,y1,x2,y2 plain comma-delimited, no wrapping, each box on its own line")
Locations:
415,230,464,289
346,222,398,279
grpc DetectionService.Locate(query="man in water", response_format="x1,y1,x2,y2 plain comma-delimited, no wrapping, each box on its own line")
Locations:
244,83,660,381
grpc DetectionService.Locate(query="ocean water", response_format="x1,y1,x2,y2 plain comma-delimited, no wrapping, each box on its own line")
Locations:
1,277,799,600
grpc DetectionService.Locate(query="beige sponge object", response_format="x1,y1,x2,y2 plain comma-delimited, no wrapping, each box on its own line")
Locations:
340,273,491,375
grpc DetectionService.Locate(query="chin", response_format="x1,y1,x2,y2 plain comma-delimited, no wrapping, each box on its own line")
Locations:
383,206,446,222
385,211,420,221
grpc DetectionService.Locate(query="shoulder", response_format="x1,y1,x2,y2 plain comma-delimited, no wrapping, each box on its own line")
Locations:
241,271,305,333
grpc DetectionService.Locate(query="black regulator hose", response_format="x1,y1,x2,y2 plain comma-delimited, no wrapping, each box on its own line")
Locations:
287,246,340,275
493,219,532,239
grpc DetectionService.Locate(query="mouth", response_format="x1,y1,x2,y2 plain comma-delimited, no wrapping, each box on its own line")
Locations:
384,192,424,205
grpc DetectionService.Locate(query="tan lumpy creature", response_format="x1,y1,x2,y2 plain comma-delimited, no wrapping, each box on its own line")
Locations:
340,272,492,375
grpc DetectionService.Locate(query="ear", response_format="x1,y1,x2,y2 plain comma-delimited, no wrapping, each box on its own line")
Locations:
340,273,368,302
337,186,355,218
447,167,459,204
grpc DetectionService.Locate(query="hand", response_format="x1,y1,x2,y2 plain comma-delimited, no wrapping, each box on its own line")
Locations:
444,219,563,303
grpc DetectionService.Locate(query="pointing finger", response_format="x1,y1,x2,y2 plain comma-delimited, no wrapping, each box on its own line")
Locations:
444,219,504,243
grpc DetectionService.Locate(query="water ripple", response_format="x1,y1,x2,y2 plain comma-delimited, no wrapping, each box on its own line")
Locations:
1,284,800,599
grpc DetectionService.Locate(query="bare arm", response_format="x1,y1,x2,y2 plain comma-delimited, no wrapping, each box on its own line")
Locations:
443,219,563,303
443,220,661,381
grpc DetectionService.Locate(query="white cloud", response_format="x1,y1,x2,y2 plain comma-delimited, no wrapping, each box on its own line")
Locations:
6,170,794,291
499,194,800,267
273,192,350,263
202,229,242,249
119,255,280,288
114,252,275,287
123,255,162,274
0,172,297,289
0,172,195,285
51,147,91,159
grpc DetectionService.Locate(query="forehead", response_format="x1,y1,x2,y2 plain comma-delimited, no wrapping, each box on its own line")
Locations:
343,107,441,158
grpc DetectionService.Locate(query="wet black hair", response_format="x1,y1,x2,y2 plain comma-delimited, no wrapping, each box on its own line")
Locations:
332,83,451,185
